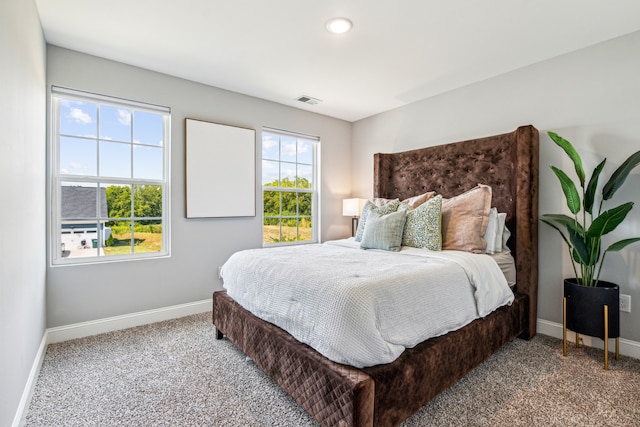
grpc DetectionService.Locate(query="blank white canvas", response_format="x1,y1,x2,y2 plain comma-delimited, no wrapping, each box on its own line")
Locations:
185,118,255,217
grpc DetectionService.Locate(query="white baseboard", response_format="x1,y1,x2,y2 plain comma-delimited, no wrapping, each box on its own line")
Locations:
12,333,47,427
47,299,212,344
537,318,640,360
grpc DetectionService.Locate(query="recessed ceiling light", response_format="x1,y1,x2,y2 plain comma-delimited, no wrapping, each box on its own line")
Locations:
326,18,352,34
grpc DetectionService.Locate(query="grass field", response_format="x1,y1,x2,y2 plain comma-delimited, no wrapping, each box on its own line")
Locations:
104,226,309,253
263,225,312,243
103,231,163,255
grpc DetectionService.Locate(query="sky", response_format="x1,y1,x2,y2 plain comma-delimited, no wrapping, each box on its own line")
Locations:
262,132,314,188
58,98,164,183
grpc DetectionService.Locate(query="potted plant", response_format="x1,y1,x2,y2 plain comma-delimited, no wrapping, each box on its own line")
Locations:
542,131,640,354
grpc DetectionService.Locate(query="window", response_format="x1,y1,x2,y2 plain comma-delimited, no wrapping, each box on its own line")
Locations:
262,129,319,245
51,87,170,264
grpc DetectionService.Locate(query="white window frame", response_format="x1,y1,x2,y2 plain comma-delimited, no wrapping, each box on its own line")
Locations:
262,128,320,246
50,86,171,265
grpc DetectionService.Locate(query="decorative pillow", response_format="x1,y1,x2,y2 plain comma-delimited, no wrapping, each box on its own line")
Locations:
370,197,398,208
360,209,407,252
401,195,442,250
495,212,507,252
371,197,397,207
484,207,499,254
441,184,492,253
502,223,512,253
355,199,400,242
372,191,436,209
402,191,437,208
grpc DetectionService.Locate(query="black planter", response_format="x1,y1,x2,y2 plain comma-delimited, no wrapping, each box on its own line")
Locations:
564,278,620,339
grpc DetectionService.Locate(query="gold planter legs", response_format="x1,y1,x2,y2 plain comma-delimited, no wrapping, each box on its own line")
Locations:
562,298,619,370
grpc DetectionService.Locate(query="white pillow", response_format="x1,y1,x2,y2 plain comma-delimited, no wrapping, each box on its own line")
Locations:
502,223,511,253
495,212,507,253
483,208,499,254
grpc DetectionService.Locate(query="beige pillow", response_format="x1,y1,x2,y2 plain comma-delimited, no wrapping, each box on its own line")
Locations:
441,184,492,253
372,191,436,209
402,191,436,208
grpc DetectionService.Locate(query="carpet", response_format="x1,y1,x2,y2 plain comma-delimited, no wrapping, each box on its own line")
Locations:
25,312,640,426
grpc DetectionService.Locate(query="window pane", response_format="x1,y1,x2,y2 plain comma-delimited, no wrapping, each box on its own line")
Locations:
99,105,132,142
133,111,163,146
263,191,280,216
61,182,98,220
263,218,281,244
60,136,97,176
281,217,297,242
298,193,312,216
280,136,297,162
280,162,296,186
297,164,312,188
133,145,163,179
99,141,131,178
262,160,279,186
103,220,133,256
60,222,102,259
262,134,279,161
297,140,313,165
133,220,163,253
103,184,131,219
281,191,297,216
133,185,162,219
298,217,312,241
59,100,97,138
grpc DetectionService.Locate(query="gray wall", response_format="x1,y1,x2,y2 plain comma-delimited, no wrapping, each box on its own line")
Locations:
46,46,353,327
352,31,640,342
0,0,47,425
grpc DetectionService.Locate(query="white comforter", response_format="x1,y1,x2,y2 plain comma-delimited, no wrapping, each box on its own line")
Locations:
221,238,514,368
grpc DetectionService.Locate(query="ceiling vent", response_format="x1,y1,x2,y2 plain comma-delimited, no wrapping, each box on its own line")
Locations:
295,95,322,105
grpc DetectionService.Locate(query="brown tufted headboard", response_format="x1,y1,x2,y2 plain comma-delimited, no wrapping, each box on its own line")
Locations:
373,125,539,338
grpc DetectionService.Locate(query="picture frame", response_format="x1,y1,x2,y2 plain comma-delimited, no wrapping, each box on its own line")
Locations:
185,118,256,218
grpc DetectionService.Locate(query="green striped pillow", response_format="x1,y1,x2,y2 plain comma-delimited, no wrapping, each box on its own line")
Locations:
360,209,407,252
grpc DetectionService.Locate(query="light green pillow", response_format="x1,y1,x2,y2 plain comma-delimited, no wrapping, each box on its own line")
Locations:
360,209,407,252
401,195,442,250
355,199,400,242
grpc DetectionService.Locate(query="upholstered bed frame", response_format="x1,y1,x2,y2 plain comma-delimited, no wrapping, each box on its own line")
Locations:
213,125,539,426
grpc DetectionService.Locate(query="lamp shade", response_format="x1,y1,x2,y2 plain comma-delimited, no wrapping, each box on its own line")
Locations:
342,198,367,217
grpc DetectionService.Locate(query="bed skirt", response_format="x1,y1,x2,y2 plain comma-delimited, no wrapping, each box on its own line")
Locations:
212,290,527,427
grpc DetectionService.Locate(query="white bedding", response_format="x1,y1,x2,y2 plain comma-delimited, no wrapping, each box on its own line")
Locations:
220,238,514,368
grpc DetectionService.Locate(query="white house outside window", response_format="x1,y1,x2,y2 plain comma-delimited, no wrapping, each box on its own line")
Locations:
51,87,170,264
262,128,319,245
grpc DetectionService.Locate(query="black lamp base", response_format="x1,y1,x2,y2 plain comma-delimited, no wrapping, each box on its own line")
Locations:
351,217,358,237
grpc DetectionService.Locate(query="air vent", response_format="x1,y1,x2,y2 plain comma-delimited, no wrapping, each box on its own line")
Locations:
295,95,322,105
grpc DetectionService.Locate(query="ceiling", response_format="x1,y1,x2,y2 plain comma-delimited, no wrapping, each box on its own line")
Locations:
36,0,640,122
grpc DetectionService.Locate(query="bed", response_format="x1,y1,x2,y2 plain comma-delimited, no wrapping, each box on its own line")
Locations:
212,125,539,426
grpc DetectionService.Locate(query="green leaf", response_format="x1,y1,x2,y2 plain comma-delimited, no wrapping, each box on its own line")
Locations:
605,237,640,252
550,166,581,215
548,132,585,186
587,202,634,237
568,228,592,265
602,150,640,200
571,248,582,264
541,218,574,248
584,159,606,215
541,214,585,235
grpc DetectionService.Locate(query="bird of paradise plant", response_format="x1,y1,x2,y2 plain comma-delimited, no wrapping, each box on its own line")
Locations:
541,131,640,286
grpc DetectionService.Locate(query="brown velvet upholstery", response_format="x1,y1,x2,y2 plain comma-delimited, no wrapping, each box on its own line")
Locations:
213,291,375,427
213,125,539,427
362,294,527,426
